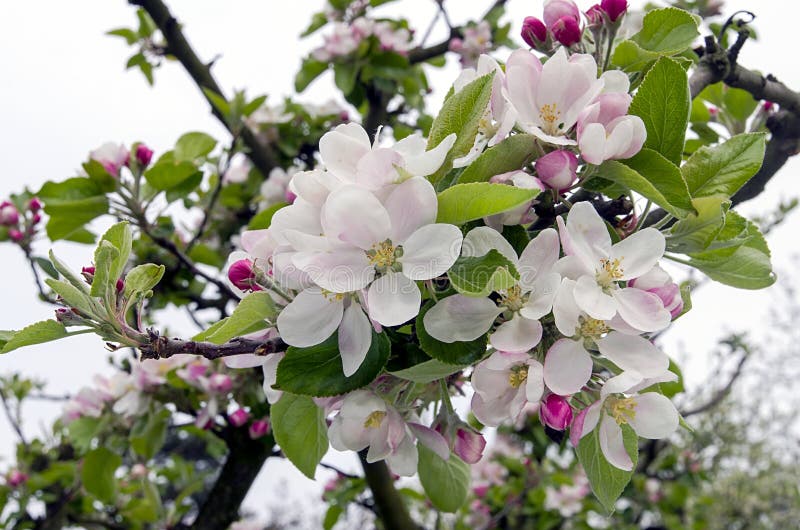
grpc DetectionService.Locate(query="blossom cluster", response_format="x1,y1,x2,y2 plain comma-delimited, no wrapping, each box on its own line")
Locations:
449,21,493,68
311,17,413,62
522,0,628,49
0,196,42,245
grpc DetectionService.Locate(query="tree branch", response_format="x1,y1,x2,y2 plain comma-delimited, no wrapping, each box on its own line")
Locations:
138,329,285,361
359,454,419,530
0,386,27,446
128,0,278,179
681,345,750,418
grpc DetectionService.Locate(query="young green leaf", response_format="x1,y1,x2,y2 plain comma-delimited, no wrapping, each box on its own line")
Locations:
418,445,470,512
681,133,767,198
576,424,639,513
144,160,201,191
448,249,520,297
45,279,98,318
436,182,540,225
124,264,166,296
389,358,468,384
81,447,122,503
1,320,68,354
631,7,700,54
195,291,277,344
271,393,329,479
174,132,217,161
98,222,132,282
130,409,170,460
667,196,729,254
595,160,693,218
621,149,694,213
457,134,536,183
90,241,120,299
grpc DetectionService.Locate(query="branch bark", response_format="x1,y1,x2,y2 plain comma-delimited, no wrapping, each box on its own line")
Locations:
138,330,285,361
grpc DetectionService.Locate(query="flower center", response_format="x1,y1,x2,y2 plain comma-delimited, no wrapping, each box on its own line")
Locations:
596,258,624,288
539,103,562,135
366,239,402,273
321,289,347,302
500,284,526,312
508,364,529,388
578,316,609,340
606,397,637,425
363,410,386,429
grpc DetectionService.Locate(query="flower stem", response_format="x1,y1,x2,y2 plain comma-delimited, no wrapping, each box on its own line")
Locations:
439,380,455,415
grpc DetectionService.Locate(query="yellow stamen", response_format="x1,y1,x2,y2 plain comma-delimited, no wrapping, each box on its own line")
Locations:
500,284,525,312
367,240,397,269
363,410,386,429
508,365,529,388
607,397,637,425
321,289,346,302
539,103,562,135
579,316,610,340
596,257,624,288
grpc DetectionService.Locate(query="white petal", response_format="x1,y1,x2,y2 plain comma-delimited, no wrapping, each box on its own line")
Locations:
577,402,602,442
321,186,391,249
261,352,285,405
601,371,645,399
402,133,457,177
339,303,373,377
599,414,633,471
355,147,402,189
517,228,560,287
383,177,438,243
578,122,608,165
461,226,518,264
525,360,545,403
223,354,267,369
574,275,617,320
423,295,500,342
470,392,510,427
386,435,418,476
400,224,463,280
367,272,421,327
552,277,582,336
596,332,670,377
601,69,630,93
519,272,561,320
610,228,665,280
408,423,450,461
564,202,612,268
276,289,343,347
613,288,671,332
489,314,543,353
630,393,679,439
319,123,371,182
293,249,374,293
544,339,593,396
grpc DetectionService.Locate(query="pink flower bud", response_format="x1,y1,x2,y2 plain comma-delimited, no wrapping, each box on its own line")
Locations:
763,101,775,112
600,0,628,22
8,228,24,242
208,373,233,394
249,418,270,439
708,106,719,117
32,213,42,225
585,4,605,26
55,308,83,326
551,16,582,47
448,37,464,52
81,266,96,279
535,150,579,191
228,259,262,292
0,203,19,226
540,394,573,431
473,484,489,497
229,408,250,427
116,278,125,293
454,427,486,464
521,17,548,48
7,470,28,488
130,463,148,479
543,0,580,28
28,197,42,213
135,144,154,167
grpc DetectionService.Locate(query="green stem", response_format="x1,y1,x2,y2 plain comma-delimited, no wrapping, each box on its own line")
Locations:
439,380,455,415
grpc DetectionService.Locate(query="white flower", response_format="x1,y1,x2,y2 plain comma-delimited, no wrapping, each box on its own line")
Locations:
90,142,129,175
556,201,670,332
470,351,545,427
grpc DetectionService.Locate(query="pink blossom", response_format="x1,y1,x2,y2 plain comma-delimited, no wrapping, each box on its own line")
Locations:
7,470,28,488
28,197,42,213
454,426,486,464
543,0,580,28
551,16,582,47
135,144,154,167
208,373,232,394
600,0,628,22
629,265,684,319
540,394,574,430
0,202,19,225
228,259,262,292
90,142,129,176
535,150,579,191
229,408,250,427
249,418,270,439
521,17,548,48
8,229,23,242
585,4,605,26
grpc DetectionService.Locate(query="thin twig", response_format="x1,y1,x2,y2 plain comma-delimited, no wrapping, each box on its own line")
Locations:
0,387,28,446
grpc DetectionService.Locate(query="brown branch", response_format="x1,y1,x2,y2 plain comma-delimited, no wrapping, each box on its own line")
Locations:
0,387,27,446
138,329,285,361
359,454,419,530
128,0,278,179
681,346,750,418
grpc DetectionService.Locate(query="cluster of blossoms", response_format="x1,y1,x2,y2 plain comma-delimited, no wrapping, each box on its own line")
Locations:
311,16,413,62
0,196,42,245
522,0,628,49
449,21,493,68
90,141,154,177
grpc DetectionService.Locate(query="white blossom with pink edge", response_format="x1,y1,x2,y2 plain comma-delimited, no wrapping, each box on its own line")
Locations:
571,370,680,470
556,201,671,332
470,351,545,427
424,226,560,353
483,170,544,230
90,142,129,176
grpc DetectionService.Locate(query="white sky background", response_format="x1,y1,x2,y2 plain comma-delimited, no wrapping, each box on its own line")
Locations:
1,0,799,524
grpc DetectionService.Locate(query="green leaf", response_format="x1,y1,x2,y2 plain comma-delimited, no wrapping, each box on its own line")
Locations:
81,447,121,503
333,62,358,96
124,264,165,295
174,132,217,161
106,27,138,45
448,249,519,297
90,241,120,298
418,445,469,512
38,178,109,241
271,393,328,479
194,291,277,344
49,250,90,293
595,160,692,218
389,359,467,383
667,196,729,253
576,424,638,513
130,409,170,460
98,222,132,282
144,160,201,191
416,302,488,365
621,148,694,214
685,235,775,289
301,11,329,37
436,183,540,225
631,7,700,54
323,505,344,530
33,257,59,279
681,133,767,198
202,87,231,117
629,57,690,164
2,320,68,354
295,58,329,92
45,279,97,317
457,134,535,183
427,73,495,183
611,40,659,72
276,331,390,397
724,87,758,122
67,417,104,452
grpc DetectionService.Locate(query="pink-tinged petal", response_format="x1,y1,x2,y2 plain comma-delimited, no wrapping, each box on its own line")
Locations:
472,357,515,401
565,202,612,268
578,122,608,165
321,186,391,249
607,314,643,335
577,402,602,442
289,169,338,206
610,228,665,280
454,427,486,464
386,435,418,476
552,277,581,336
338,303,373,377
483,350,531,371
518,228,560,287
596,332,669,377
270,200,321,243
262,352,285,404
423,295,501,342
570,405,589,446
356,147,403,189
319,123,371,182
599,414,633,470
241,229,272,256
223,354,267,369
462,226,518,264
276,288,343,347
367,272,421,327
401,133,457,177
544,338,593,395
525,360,545,403
630,393,679,439
612,288,671,332
409,423,450,461
489,315,543,353
400,224,463,280
617,116,647,159
293,248,374,293
574,275,617,320
526,127,579,146
383,177,437,242
601,371,645,399
506,49,543,128
520,272,561,320
470,392,510,427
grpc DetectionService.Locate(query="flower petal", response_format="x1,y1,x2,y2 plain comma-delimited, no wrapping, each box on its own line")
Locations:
520,272,561,320
386,435,418,476
293,248,374,293
489,314,543,353
596,331,669,377
552,277,581,336
223,354,267,369
599,414,633,470
544,339,593,396
613,287,671,332
518,228,560,287
574,275,617,320
262,352,285,405
525,360,545,403
423,295,500,342
367,272,421,327
319,123,371,182
383,177,438,243
402,133,457,177
461,226,518,264
409,423,450,461
630,392,679,439
339,303,373,377
400,224,463,280
321,186,391,249
610,228,665,280
276,288,343,347
563,202,612,268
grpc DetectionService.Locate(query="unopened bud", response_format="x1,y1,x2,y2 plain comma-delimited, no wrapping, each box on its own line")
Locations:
543,0,580,28
8,228,24,242
454,426,486,464
521,17,548,48
540,394,574,431
535,149,579,191
28,197,43,213
208,373,233,394
600,0,628,22
7,470,28,488
135,144,154,167
32,213,42,225
228,259,262,292
0,203,19,226
229,408,250,427
551,16,582,47
249,418,270,439
585,4,605,26
130,463,148,479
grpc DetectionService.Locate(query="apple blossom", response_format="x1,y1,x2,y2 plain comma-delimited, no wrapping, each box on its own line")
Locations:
8,229,23,242
556,201,671,332
541,393,574,430
229,408,250,427
543,0,581,29
222,349,284,404
135,143,154,167
535,149,579,191
601,0,628,22
28,197,42,212
470,351,545,427
521,17,548,49
585,4,605,26
7,470,28,488
483,170,543,229
572,370,680,470
0,202,19,225
544,473,590,517
449,21,493,67
224,153,252,184
249,418,270,439
90,142,129,176
454,425,487,464
551,16,582,47
228,259,262,292
629,265,684,319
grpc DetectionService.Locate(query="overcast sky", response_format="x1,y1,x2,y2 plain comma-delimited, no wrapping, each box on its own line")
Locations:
1,0,799,523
